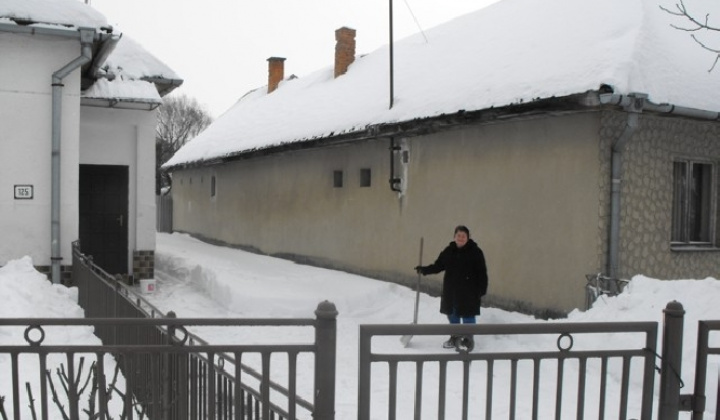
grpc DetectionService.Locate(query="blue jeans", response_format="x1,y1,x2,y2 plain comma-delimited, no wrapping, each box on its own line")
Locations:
447,307,476,324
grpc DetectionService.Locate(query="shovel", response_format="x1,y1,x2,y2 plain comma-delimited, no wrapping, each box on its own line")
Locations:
400,237,423,347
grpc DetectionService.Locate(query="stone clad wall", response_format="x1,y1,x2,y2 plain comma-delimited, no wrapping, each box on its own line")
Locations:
600,111,720,280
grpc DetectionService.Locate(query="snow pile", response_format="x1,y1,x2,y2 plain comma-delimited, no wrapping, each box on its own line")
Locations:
164,0,720,167
0,0,107,29
0,0,180,103
154,234,412,319
0,257,117,420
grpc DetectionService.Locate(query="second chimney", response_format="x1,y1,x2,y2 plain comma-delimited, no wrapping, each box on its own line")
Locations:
334,27,356,78
267,56,286,93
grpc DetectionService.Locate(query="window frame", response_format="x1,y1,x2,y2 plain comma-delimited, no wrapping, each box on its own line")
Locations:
670,158,718,249
333,170,343,188
360,168,372,188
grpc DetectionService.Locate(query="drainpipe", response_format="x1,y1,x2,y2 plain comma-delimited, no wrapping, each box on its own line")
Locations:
599,92,646,285
51,28,95,284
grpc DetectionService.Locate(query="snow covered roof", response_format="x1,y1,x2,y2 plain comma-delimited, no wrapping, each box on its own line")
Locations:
0,0,181,106
164,0,720,169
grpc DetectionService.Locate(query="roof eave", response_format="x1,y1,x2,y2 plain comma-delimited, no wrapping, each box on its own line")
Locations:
163,90,720,173
163,92,599,172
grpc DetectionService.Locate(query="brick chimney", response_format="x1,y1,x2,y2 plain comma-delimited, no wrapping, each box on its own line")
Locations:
334,27,356,78
267,57,286,93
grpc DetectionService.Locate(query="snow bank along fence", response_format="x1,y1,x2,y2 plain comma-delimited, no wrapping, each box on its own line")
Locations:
358,303,720,420
0,242,338,419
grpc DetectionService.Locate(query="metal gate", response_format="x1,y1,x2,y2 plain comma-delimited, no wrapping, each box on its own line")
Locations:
358,302,720,420
0,242,337,420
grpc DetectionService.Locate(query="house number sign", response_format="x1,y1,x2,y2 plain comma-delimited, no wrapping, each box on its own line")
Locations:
14,185,33,199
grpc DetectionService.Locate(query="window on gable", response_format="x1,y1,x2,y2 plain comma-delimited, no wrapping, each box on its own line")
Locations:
333,170,343,188
211,176,216,197
360,168,371,187
671,160,716,246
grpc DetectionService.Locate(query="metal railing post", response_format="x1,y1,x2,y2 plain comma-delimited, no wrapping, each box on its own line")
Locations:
658,301,685,420
314,301,337,420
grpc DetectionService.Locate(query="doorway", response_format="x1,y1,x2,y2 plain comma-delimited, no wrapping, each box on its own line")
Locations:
79,164,129,276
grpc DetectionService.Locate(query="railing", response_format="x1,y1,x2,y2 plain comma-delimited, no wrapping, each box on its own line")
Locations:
687,320,720,420
0,316,336,420
51,241,338,420
358,321,659,420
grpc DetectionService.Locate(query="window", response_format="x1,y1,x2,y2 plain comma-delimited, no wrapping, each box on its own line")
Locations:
360,168,371,187
333,170,343,188
211,176,216,197
671,160,715,246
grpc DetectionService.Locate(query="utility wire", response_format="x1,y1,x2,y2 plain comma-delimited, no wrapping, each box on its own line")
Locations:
402,0,429,43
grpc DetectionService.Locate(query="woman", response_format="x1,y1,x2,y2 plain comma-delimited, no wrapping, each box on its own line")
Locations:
416,225,489,349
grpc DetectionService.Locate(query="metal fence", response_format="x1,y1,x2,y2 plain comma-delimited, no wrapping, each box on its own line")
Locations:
358,302,720,420
687,320,720,420
156,195,173,233
359,322,658,420
0,242,337,420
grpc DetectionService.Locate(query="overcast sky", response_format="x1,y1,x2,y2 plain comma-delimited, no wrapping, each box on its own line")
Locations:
88,0,500,117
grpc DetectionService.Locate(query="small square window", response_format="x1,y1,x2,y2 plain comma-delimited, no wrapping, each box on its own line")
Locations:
360,168,371,187
333,170,343,188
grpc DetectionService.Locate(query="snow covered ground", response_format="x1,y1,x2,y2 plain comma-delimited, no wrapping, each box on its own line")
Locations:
1,232,719,419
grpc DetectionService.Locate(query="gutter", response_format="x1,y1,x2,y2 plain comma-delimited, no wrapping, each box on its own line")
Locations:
88,33,122,80
50,27,95,284
141,76,184,96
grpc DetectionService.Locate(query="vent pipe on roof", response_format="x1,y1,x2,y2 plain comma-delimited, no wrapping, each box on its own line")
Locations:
334,27,356,78
267,57,285,94
51,27,95,284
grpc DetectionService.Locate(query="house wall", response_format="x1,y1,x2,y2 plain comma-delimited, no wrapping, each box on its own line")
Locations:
171,112,603,315
600,111,720,280
0,32,82,274
80,107,158,278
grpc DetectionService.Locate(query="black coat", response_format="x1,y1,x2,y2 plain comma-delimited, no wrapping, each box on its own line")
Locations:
421,239,488,317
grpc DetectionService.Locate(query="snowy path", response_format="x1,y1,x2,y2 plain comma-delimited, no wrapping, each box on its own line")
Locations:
145,233,719,419
149,233,537,418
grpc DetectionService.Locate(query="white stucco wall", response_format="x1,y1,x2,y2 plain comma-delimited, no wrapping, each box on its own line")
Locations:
80,106,158,271
0,32,82,267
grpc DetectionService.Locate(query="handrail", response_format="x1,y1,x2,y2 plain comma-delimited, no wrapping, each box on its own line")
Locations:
70,240,325,417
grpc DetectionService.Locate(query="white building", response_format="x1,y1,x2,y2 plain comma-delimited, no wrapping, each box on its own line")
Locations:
0,0,181,283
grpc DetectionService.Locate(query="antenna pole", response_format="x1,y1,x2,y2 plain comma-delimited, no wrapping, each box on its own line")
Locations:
389,0,394,109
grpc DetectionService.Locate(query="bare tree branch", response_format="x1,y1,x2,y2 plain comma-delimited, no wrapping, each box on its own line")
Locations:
46,370,71,420
24,383,38,420
155,93,213,194
660,0,720,31
0,395,7,420
661,0,720,71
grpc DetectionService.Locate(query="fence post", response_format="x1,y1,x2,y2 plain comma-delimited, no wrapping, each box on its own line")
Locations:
314,300,337,420
658,300,685,420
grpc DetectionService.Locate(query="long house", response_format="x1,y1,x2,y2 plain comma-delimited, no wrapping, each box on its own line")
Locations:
163,0,720,316
0,0,181,283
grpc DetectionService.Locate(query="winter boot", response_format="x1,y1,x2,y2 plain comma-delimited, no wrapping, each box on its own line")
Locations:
455,335,475,353
442,335,459,349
